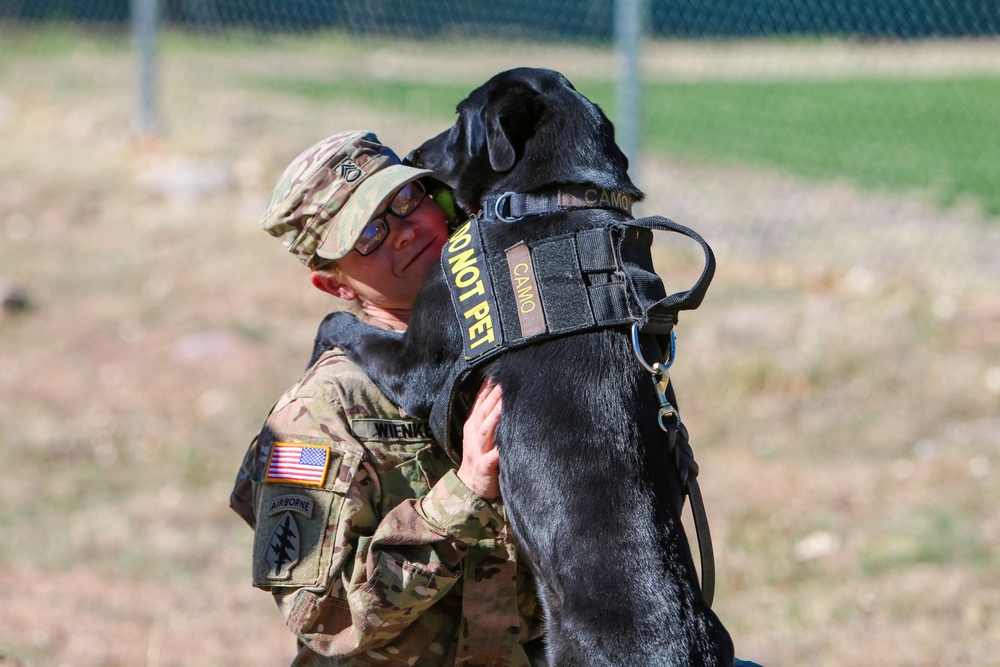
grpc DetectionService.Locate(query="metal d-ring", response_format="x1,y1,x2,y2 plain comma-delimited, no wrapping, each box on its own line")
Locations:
631,323,676,376
494,192,524,223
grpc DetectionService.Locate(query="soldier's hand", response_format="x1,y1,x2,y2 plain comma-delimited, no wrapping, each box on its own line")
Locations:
457,378,502,500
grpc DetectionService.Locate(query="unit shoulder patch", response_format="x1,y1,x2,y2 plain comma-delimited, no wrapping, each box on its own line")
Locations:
266,493,315,518
265,511,301,580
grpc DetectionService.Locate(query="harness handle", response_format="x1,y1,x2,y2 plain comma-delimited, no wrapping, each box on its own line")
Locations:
627,215,716,324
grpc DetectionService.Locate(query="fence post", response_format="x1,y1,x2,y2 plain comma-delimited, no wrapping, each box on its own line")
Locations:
615,0,644,183
132,0,159,137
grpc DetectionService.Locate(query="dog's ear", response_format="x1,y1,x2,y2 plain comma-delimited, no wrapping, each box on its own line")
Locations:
484,84,543,173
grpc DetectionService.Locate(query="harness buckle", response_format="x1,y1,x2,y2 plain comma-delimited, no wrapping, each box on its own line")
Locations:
494,192,524,223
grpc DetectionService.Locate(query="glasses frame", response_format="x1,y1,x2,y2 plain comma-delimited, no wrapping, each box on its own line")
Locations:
353,180,427,256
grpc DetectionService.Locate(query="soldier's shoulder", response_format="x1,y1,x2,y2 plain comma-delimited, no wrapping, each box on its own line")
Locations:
290,348,379,398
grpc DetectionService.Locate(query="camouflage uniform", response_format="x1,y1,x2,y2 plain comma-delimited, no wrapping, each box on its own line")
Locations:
231,130,544,665
231,341,545,666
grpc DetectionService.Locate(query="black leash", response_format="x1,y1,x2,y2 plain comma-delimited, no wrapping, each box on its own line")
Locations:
626,214,718,607
633,327,716,608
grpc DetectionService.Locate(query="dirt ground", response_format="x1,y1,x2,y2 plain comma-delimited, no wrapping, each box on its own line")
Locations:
0,36,998,666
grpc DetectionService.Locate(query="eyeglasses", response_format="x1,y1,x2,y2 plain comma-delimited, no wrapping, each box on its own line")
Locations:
353,181,427,256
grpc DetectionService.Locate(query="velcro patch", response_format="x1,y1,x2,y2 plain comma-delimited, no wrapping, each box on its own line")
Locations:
265,443,331,487
266,494,315,518
443,218,502,359
265,511,300,580
504,242,547,338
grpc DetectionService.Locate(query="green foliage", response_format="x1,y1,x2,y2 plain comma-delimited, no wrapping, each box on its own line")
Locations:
250,73,1000,217
252,77,472,118
638,77,1000,216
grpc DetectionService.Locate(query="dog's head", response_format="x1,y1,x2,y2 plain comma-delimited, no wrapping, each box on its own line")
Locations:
408,67,643,215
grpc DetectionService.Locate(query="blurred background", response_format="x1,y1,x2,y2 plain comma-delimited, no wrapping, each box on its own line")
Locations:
1,2,998,666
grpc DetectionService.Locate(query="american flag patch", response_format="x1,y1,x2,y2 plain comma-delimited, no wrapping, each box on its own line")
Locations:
265,443,331,487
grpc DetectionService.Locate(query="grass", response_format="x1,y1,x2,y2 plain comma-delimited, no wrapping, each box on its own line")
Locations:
256,77,473,118
637,77,1000,215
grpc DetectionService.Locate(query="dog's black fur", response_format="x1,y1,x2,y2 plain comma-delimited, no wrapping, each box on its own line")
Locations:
313,67,733,666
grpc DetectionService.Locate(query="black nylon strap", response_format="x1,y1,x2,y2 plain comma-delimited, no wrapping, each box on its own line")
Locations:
531,235,594,333
484,187,634,222
627,216,716,319
439,214,714,367
446,222,653,367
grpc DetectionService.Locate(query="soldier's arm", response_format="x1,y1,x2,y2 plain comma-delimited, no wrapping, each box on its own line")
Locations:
249,390,501,656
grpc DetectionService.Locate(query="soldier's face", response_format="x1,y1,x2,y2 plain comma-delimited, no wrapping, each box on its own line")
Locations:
332,195,449,310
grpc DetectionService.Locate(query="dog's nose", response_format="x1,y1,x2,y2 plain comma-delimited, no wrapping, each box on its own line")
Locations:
403,149,421,168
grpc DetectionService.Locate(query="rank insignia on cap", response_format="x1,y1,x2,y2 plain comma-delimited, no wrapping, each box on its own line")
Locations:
265,443,331,487
340,161,362,182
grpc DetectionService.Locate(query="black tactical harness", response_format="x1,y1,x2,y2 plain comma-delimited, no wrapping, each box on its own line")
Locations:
432,187,718,605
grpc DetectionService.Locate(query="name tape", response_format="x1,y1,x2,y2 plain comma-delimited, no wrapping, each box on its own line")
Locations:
350,418,432,441
567,187,633,214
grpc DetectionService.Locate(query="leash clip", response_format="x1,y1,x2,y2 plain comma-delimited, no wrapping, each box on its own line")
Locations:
631,324,714,607
632,323,683,430
654,370,681,431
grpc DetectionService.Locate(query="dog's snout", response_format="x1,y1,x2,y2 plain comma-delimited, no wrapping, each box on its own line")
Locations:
403,148,422,168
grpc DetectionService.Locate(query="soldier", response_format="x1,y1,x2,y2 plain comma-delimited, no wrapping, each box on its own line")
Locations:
230,131,545,666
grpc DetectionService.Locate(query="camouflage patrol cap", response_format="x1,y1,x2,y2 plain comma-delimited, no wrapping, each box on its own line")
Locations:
260,130,432,267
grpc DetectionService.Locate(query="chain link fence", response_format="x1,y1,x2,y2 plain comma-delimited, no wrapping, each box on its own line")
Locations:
7,0,999,34
3,1,998,196
4,3,999,133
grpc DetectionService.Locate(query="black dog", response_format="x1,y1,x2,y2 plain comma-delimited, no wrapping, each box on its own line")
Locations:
312,67,734,666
